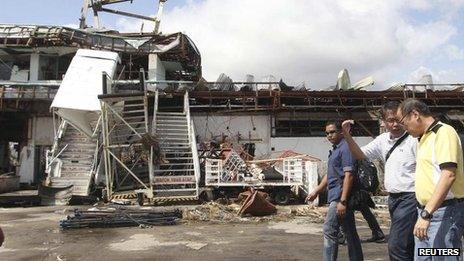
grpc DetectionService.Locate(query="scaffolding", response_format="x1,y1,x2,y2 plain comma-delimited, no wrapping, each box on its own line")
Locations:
100,74,154,200
99,76,201,202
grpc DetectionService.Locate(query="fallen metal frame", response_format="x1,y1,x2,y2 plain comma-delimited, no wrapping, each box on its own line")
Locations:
79,0,166,34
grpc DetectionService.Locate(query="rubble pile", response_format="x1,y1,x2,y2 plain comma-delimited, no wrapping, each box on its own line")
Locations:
355,209,391,227
182,202,242,222
182,201,329,224
290,205,327,223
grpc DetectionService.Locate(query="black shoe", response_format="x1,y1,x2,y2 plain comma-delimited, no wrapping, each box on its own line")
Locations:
362,235,386,243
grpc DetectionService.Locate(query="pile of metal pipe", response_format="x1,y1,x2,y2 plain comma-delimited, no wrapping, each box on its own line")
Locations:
60,208,182,229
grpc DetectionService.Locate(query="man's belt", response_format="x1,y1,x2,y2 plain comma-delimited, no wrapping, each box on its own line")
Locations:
417,198,464,209
389,192,415,198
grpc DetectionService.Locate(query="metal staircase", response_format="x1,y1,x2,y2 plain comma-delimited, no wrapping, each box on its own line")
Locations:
46,117,100,196
100,94,153,198
152,91,200,201
111,96,148,145
111,95,151,189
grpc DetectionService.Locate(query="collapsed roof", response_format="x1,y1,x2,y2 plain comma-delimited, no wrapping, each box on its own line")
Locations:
0,24,201,81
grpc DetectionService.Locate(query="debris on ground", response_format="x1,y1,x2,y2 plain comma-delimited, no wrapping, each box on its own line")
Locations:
289,205,327,223
372,196,389,208
55,202,389,228
182,201,329,223
355,208,391,227
182,202,241,222
60,208,182,229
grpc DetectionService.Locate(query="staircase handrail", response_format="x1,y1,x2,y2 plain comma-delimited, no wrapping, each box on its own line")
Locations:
88,114,101,178
46,119,68,173
52,119,68,152
91,114,102,138
184,91,201,197
90,136,100,175
152,90,159,135
46,144,69,176
190,120,201,196
149,90,159,188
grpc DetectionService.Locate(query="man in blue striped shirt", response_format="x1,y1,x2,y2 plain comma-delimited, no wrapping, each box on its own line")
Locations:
307,120,363,261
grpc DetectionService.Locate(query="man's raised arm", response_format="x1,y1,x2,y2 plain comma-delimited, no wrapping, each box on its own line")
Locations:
341,120,367,160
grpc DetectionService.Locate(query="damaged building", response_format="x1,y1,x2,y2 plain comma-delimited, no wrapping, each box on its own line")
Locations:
0,21,200,191
1,0,464,206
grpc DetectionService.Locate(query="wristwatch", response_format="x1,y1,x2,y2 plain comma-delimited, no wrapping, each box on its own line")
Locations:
340,200,347,206
420,209,433,220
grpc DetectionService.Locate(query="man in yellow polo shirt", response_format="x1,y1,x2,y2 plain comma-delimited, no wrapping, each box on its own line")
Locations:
398,98,464,260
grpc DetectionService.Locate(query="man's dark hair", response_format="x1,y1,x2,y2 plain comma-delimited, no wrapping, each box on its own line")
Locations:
325,120,342,131
381,101,400,119
399,98,432,116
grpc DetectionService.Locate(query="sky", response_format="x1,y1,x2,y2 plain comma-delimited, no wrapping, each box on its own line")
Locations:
1,0,464,90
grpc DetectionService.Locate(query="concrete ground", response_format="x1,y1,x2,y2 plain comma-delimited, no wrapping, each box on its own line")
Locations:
0,205,389,261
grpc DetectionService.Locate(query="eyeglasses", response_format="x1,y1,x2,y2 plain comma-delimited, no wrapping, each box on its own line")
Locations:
385,118,400,124
398,112,412,125
325,130,338,136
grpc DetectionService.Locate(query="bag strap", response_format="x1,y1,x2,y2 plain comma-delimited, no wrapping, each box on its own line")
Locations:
385,133,409,162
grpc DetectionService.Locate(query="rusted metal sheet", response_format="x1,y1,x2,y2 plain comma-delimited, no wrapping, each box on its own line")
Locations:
238,190,276,217
238,190,270,202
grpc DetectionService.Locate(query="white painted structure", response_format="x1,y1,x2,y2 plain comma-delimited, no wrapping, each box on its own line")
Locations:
18,145,35,184
51,49,120,137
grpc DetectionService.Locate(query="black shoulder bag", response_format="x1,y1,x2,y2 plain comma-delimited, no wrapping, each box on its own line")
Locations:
385,133,409,162
334,162,376,211
347,133,410,210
